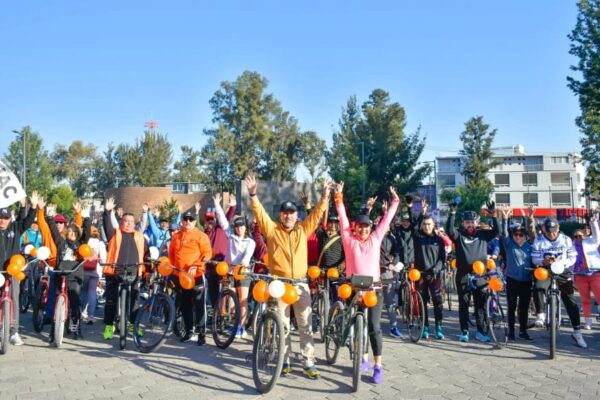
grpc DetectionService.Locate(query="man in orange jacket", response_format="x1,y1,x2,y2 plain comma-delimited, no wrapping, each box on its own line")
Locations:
169,210,212,345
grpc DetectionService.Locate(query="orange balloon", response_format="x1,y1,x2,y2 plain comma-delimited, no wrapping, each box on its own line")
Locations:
487,259,496,271
15,271,26,282
408,269,421,282
216,261,229,277
158,262,174,276
489,277,503,292
307,266,321,280
450,259,457,269
534,268,549,281
338,283,352,299
233,265,246,281
327,268,339,280
363,291,378,308
179,272,195,290
252,280,270,303
30,247,38,258
78,244,93,258
472,261,485,275
10,254,25,267
7,263,21,277
159,256,170,265
282,283,299,305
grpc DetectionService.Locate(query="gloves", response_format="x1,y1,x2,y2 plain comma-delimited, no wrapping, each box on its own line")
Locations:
449,202,458,213
486,200,496,213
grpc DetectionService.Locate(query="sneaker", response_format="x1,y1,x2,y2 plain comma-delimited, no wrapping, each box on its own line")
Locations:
360,360,371,373
459,331,469,342
197,334,206,346
519,331,533,341
534,313,545,328
475,331,490,342
9,333,24,346
390,327,403,338
303,365,320,379
508,331,516,341
86,319,94,326
422,326,430,339
235,326,243,338
372,365,383,384
584,317,593,330
435,324,444,340
240,327,248,339
281,363,292,375
572,330,587,348
103,325,115,340
181,331,194,343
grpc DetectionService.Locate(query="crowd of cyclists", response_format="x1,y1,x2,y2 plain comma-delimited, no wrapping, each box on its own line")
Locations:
1,175,599,390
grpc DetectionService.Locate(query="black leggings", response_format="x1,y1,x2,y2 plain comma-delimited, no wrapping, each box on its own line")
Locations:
506,277,532,333
456,274,486,333
418,274,443,327
366,291,383,357
533,274,581,329
175,276,207,334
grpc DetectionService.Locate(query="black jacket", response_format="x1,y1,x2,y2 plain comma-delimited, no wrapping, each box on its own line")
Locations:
379,231,397,282
0,205,36,270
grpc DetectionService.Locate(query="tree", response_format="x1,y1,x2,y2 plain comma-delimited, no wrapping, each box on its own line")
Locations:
299,131,327,183
172,146,204,183
4,126,54,194
91,143,121,197
51,140,98,198
115,131,173,187
47,184,77,218
568,0,600,198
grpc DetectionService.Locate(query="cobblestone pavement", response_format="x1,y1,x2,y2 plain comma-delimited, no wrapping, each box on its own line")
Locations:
1,297,600,400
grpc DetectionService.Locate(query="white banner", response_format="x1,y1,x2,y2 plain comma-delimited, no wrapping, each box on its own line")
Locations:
0,160,26,208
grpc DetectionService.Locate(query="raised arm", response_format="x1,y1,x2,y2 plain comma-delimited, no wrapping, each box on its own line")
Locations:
590,214,600,247
334,182,351,242
103,197,116,242
213,193,230,233
300,179,332,235
373,187,400,240
445,202,460,241
245,174,275,239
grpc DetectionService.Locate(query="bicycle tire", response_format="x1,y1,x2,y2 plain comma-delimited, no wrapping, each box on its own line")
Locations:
54,296,67,348
250,302,264,339
486,294,507,348
119,288,127,350
134,291,175,353
252,310,285,394
398,281,410,324
0,300,10,354
212,288,241,349
32,282,48,332
407,290,425,343
549,293,557,360
318,291,330,342
19,279,30,313
325,301,344,365
352,313,365,393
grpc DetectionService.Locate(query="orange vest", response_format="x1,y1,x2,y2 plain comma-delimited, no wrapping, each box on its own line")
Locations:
104,229,145,275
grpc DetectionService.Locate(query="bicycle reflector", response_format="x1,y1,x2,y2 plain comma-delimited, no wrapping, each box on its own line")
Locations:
216,261,229,276
282,283,299,305
534,268,549,281
327,268,339,280
268,280,285,299
253,280,270,302
338,283,352,299
307,266,321,280
362,291,378,308
472,261,485,275
408,269,421,282
489,277,503,292
486,258,496,270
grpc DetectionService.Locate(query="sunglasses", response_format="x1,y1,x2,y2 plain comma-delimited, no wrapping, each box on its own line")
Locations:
574,235,584,239
513,232,525,237
183,217,195,222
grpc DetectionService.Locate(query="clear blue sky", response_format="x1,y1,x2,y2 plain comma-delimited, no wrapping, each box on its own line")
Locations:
0,1,582,177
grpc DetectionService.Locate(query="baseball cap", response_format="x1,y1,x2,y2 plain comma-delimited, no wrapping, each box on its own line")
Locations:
182,211,196,220
232,217,246,227
327,214,339,223
400,213,411,221
355,214,372,226
0,208,10,218
543,217,559,232
279,201,297,213
54,214,67,223
204,211,215,220
461,211,479,221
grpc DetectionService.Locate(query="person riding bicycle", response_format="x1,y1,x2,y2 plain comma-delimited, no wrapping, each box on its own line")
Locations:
102,197,148,340
0,192,38,346
531,217,586,348
245,173,332,379
335,181,399,385
169,209,212,345
445,200,499,343
213,193,256,339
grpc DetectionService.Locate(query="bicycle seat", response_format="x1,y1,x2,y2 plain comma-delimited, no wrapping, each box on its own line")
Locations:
350,275,373,289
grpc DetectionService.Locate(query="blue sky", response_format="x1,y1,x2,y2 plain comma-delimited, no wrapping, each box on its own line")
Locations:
0,1,582,177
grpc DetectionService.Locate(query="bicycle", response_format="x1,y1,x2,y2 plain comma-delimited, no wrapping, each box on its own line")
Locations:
468,270,508,348
324,274,380,392
530,263,563,360
404,267,425,343
441,260,456,312
308,266,337,342
211,260,241,349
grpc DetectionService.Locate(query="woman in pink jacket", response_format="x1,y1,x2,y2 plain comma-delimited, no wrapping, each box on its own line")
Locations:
334,181,399,385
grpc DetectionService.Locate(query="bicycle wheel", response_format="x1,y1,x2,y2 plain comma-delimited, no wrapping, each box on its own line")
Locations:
250,302,264,339
317,291,330,342
0,300,10,354
119,288,127,350
352,312,365,393
252,310,285,394
407,290,425,343
486,294,507,348
398,281,410,324
548,293,557,360
32,282,48,332
53,296,67,348
19,279,30,313
325,301,344,365
134,291,175,353
212,288,240,349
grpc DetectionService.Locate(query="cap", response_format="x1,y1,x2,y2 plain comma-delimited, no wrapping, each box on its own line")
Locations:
0,208,10,218
543,217,559,232
327,214,339,223
461,211,479,221
204,211,215,220
400,213,411,221
159,217,169,223
54,214,67,223
182,211,196,220
279,201,297,213
512,225,527,235
355,214,372,226
232,217,246,227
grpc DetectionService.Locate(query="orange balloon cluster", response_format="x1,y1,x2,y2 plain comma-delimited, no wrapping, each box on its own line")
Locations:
179,272,195,289
327,268,339,280
253,280,270,303
362,291,378,308
489,277,503,292
78,244,93,258
472,261,485,275
7,255,27,281
487,259,496,271
337,283,352,299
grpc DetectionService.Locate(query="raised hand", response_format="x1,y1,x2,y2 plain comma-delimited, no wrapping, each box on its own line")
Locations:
334,181,344,194
116,207,124,218
382,200,389,214
105,197,115,212
228,195,237,208
298,191,310,205
366,196,378,210
37,196,46,210
500,204,512,219
214,192,222,205
405,195,414,207
73,200,81,213
449,201,458,213
30,191,39,208
195,201,201,214
421,198,429,214
177,204,183,213
244,174,257,196
527,204,535,218
47,204,57,217
389,187,399,202
321,178,333,199
142,203,149,213
152,207,160,218
485,199,496,214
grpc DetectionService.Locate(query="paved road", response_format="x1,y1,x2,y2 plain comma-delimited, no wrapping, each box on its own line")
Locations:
1,298,600,400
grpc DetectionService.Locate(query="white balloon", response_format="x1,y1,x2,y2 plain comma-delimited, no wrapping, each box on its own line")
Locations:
268,280,286,299
23,244,34,255
37,246,51,261
0,274,5,288
149,246,160,261
393,262,404,272
551,262,565,275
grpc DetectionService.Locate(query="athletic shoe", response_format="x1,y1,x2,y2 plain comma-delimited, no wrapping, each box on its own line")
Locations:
281,363,292,375
303,365,320,379
9,333,24,346
197,334,206,346
240,327,248,339
360,360,371,373
534,313,545,328
584,317,593,330
181,331,194,343
390,327,403,338
103,325,115,340
519,331,533,341
572,330,587,348
475,331,490,342
459,331,469,342
435,324,444,340
372,365,383,384
422,326,430,339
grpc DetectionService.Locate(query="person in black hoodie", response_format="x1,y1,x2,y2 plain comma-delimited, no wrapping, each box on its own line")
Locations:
446,200,499,343
393,196,415,267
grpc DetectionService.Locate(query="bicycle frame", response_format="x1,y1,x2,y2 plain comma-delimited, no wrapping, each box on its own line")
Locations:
0,273,14,325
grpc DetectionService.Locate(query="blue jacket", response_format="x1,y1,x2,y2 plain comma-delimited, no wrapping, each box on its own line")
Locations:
501,219,532,282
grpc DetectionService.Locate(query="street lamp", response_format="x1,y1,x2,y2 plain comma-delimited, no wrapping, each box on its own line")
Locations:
11,129,25,192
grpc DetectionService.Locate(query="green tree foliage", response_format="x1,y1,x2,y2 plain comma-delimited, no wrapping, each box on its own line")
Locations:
172,145,204,183
51,140,98,198
157,198,180,222
91,143,120,196
568,0,600,198
47,184,77,218
115,131,173,187
299,131,327,183
4,126,54,194
327,90,430,214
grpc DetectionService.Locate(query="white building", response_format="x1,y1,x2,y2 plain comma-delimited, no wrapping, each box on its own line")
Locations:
435,146,586,217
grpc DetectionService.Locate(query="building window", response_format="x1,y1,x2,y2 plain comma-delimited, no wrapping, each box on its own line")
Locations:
523,193,539,205
172,183,186,193
550,156,569,164
495,193,510,204
522,173,537,186
438,174,456,187
551,193,571,207
494,174,510,187
550,172,570,187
